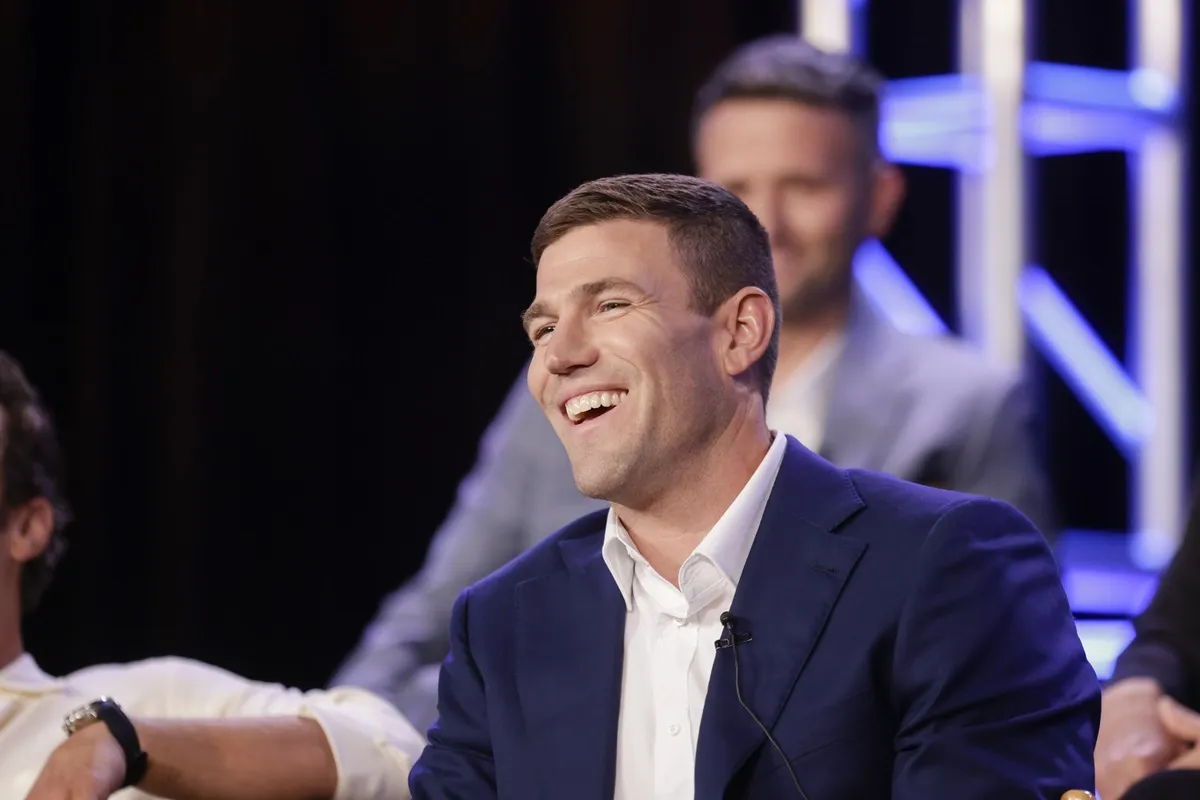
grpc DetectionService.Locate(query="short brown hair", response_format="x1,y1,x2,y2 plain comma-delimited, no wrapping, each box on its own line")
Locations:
530,173,780,399
691,35,883,161
0,350,71,614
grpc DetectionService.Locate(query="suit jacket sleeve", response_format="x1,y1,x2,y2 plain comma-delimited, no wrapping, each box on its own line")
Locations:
331,369,542,728
1110,478,1200,703
946,376,1059,543
891,498,1100,799
409,588,497,799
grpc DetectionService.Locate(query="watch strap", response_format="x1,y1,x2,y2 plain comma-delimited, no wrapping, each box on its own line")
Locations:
71,697,149,787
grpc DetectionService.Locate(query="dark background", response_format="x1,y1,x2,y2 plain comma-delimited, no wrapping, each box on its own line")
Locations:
3,0,1193,689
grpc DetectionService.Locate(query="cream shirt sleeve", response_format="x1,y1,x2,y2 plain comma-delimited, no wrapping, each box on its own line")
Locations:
95,657,425,800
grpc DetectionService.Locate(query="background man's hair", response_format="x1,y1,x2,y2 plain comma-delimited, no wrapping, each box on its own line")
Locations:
530,172,781,399
691,34,884,160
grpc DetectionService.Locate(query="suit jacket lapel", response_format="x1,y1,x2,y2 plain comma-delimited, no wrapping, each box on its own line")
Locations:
516,529,625,800
821,291,912,471
695,440,867,797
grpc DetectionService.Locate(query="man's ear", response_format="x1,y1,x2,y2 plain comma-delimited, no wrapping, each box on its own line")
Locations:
866,161,906,240
718,287,775,381
4,497,54,565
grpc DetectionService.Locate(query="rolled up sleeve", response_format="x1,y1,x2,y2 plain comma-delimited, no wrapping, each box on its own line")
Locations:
298,686,426,799
125,656,426,799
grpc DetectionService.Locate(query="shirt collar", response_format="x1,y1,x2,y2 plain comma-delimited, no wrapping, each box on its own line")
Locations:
602,431,789,610
0,653,64,696
601,517,642,611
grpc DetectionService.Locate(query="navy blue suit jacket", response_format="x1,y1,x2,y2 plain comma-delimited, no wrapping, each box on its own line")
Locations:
410,438,1099,799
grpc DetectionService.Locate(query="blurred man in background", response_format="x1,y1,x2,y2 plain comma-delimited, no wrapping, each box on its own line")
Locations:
334,34,1055,733
0,350,424,799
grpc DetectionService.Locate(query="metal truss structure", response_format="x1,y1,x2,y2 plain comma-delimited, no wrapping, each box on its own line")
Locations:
798,0,1191,569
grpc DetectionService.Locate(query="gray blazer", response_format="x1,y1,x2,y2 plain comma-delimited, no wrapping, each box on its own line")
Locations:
332,299,1055,731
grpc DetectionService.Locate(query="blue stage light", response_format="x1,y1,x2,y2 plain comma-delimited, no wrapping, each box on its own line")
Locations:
1018,266,1153,458
852,241,948,337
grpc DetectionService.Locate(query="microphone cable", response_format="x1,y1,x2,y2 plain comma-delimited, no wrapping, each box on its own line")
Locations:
718,611,809,799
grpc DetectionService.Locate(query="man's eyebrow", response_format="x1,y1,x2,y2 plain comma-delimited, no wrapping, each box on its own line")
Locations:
520,302,547,332
520,278,646,332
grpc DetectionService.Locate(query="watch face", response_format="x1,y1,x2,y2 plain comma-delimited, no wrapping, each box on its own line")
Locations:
62,707,99,734
62,697,113,735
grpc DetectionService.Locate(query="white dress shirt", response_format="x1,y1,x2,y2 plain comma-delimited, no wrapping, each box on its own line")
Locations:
0,653,425,799
766,331,846,454
601,431,788,800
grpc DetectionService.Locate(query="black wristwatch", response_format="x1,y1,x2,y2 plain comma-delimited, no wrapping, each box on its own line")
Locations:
62,696,149,787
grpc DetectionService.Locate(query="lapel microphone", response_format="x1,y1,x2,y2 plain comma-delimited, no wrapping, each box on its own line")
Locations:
716,611,809,799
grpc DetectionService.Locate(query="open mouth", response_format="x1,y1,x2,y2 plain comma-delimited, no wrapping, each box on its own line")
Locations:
563,390,627,425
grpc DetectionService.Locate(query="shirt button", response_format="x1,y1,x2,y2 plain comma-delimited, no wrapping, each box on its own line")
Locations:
667,723,680,736
673,616,687,627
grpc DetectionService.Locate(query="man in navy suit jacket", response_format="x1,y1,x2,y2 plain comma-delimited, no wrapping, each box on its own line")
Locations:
409,173,1100,798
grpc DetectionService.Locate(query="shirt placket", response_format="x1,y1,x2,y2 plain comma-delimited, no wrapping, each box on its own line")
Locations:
652,605,699,795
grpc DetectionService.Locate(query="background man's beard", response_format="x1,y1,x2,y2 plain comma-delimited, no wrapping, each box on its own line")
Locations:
780,272,854,325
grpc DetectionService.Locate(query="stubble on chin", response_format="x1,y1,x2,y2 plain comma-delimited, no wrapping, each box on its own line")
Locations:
568,450,624,501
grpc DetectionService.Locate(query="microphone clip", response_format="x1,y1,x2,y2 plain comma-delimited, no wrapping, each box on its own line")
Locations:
714,631,753,650
714,613,754,650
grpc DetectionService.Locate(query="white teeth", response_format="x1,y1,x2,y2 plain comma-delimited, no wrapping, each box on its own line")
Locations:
565,390,627,422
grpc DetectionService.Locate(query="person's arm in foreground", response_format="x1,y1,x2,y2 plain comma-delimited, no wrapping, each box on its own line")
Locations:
32,717,337,799
409,588,497,799
1096,478,1200,799
891,499,1100,799
26,657,425,800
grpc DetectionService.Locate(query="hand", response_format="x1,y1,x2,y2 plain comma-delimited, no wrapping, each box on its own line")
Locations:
1095,678,1187,800
24,723,127,800
1160,695,1200,770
